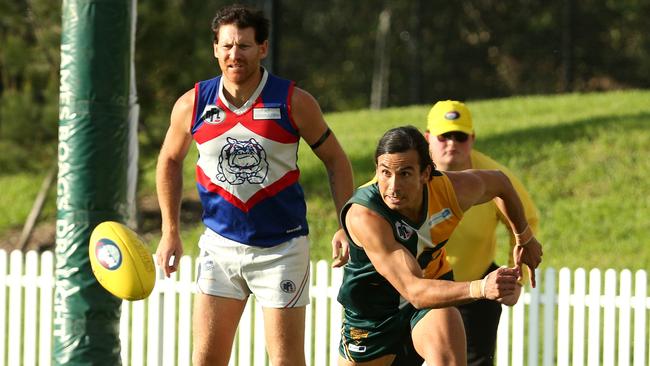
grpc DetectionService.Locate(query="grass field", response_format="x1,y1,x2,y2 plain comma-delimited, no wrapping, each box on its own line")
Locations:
2,89,649,272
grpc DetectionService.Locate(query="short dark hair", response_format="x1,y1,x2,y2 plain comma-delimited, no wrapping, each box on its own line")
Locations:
211,4,269,44
375,125,436,178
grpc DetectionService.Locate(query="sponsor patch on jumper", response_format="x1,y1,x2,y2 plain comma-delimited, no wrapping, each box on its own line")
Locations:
348,344,367,353
253,107,281,120
427,208,453,227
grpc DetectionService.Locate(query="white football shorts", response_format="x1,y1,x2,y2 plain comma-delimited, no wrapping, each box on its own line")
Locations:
195,228,310,308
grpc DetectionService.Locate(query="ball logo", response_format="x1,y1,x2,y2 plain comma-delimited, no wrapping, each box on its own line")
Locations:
444,111,460,120
95,239,123,271
280,280,296,293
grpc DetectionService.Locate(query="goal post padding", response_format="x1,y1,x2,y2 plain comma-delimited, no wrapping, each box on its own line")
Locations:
55,0,137,364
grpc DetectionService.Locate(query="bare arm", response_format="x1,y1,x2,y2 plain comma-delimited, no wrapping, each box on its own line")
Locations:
446,169,543,286
291,88,354,267
155,89,194,277
346,204,519,309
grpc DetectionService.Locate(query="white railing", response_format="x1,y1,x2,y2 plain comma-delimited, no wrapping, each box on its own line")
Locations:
1,250,650,366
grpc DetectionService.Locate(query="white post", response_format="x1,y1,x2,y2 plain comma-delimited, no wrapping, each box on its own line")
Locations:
572,268,586,366
587,269,601,366
528,269,541,366
633,270,647,366
8,251,23,366
543,268,556,366
557,268,571,366
39,251,54,366
618,270,632,366
602,269,617,365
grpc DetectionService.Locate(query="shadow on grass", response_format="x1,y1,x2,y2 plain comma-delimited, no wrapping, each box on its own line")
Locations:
475,111,650,164
300,109,650,195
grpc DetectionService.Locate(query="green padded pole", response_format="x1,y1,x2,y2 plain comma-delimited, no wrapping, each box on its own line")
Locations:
55,0,134,364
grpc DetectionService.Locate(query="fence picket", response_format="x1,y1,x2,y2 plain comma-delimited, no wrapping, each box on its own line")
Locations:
528,271,541,366
147,269,164,366
329,268,343,366
557,268,571,366
304,262,314,366
163,271,179,366
38,251,54,366
619,270,632,366
603,269,617,365
177,256,193,366
3,251,650,366
120,300,131,366
0,250,7,366
496,305,510,366
130,297,146,366
313,261,329,366
633,270,646,366
587,269,601,366
572,268,586,366
23,251,38,366
8,250,23,366
511,294,525,365
543,268,556,366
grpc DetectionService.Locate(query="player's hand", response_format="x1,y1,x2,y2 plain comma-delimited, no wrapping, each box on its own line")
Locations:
497,281,522,306
331,228,350,268
513,236,543,287
156,233,183,278
483,266,519,301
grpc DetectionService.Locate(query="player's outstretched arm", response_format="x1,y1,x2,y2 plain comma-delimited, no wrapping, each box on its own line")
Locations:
346,204,519,309
446,169,543,286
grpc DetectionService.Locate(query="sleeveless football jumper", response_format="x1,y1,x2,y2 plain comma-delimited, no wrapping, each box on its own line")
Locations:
191,68,308,247
337,171,463,361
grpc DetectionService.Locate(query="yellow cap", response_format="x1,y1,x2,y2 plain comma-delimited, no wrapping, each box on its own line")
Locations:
426,100,474,136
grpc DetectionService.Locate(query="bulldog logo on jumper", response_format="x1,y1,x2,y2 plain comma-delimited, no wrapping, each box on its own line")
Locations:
216,137,269,185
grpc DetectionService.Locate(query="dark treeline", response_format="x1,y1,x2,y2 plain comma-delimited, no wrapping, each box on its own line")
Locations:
1,0,648,172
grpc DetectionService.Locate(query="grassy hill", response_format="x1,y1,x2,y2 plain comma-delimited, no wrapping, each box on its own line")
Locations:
2,90,649,271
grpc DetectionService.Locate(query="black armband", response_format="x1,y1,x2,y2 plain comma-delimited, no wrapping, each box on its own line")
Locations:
309,127,332,150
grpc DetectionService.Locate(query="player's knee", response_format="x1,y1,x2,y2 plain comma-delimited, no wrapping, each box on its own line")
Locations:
192,348,230,366
425,349,466,366
267,354,306,366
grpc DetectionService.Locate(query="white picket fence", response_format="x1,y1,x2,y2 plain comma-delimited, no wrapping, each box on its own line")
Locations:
1,250,650,366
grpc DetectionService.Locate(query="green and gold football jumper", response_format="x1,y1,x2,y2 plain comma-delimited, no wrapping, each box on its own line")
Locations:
337,170,463,362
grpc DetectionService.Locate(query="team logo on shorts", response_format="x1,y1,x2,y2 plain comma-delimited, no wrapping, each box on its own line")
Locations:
348,344,367,353
395,221,414,241
280,280,296,293
202,258,214,272
201,104,225,124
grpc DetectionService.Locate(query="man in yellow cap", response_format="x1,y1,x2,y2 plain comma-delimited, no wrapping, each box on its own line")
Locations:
424,100,540,366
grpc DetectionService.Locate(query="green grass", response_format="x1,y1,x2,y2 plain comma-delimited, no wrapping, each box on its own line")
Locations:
0,172,57,233
2,90,650,273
